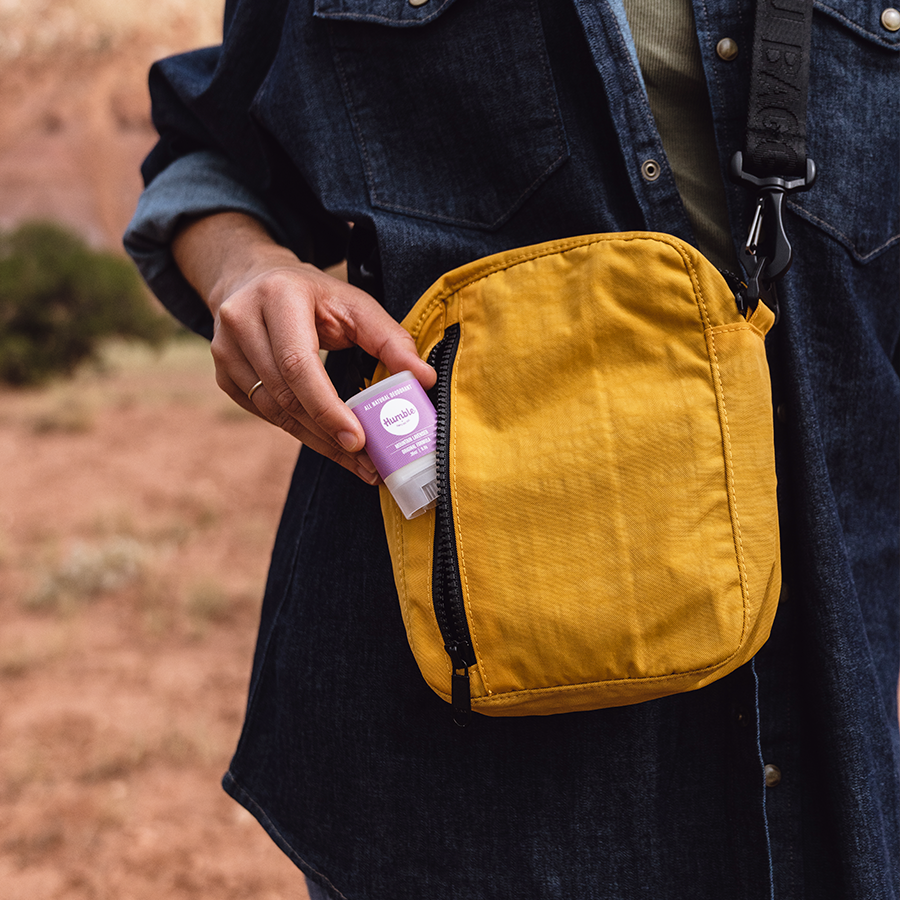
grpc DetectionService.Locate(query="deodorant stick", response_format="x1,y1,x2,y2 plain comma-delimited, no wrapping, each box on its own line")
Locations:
345,371,438,519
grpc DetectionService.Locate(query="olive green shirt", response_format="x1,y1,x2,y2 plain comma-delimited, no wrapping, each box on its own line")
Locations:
622,0,738,271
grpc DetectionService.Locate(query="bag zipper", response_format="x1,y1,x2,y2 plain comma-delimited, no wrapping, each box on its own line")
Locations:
427,324,476,726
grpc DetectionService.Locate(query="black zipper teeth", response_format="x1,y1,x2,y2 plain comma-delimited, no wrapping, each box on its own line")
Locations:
427,325,476,671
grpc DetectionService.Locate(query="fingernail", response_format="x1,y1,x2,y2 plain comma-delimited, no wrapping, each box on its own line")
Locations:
337,430,360,452
357,453,377,474
357,464,379,485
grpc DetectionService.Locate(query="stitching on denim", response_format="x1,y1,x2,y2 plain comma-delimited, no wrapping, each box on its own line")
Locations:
814,0,900,47
602,0,668,174
226,774,350,899
787,201,900,262
329,24,380,214
526,0,570,187
366,143,569,230
314,0,453,27
700,0,725,115
366,144,567,231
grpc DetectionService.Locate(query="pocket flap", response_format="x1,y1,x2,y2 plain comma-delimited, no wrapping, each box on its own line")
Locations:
815,0,900,49
313,0,458,26
787,1,900,262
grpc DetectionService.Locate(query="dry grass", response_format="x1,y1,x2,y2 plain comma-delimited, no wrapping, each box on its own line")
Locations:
30,399,96,434
25,535,150,611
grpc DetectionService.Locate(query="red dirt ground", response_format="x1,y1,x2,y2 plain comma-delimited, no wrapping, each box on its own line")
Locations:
0,340,311,899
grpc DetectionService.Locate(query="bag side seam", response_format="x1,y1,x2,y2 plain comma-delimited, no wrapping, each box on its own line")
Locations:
671,235,713,332
706,328,751,650
678,239,751,653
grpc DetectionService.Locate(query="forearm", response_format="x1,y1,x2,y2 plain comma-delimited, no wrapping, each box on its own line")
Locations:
172,211,305,318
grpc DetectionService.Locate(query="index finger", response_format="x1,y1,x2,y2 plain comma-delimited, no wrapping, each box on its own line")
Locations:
266,299,367,452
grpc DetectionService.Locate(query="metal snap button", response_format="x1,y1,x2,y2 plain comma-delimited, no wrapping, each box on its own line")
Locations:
882,8,900,31
764,764,782,787
409,0,430,6
641,159,661,182
716,38,739,61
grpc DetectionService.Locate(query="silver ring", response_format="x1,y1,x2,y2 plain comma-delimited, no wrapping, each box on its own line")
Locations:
247,379,264,401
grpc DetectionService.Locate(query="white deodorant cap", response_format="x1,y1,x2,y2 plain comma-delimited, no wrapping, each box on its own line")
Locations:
383,452,438,519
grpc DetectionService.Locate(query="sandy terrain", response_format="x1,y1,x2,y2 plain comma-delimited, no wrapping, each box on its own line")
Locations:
0,340,311,899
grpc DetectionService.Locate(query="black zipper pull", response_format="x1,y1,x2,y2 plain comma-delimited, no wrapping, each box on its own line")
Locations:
447,643,474,727
451,668,471,727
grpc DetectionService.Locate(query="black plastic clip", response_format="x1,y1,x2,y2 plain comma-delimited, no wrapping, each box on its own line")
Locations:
729,152,816,313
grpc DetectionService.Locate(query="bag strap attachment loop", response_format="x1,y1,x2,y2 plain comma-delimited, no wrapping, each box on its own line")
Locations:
730,152,816,314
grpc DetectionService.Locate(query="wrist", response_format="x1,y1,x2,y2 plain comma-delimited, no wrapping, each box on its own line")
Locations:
172,211,300,317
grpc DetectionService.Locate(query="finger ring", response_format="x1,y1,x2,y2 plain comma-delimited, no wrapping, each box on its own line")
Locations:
247,379,264,400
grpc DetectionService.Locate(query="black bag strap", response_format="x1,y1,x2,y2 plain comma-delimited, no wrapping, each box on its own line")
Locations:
744,0,814,179
730,0,817,312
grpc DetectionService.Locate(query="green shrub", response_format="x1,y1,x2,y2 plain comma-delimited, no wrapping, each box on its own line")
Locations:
0,221,173,385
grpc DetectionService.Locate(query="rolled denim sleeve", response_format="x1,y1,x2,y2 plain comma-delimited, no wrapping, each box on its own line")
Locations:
123,150,288,339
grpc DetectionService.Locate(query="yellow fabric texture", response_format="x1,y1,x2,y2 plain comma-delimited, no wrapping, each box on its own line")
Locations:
375,232,780,716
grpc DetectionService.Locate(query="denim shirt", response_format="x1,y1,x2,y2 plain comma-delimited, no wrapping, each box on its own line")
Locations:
125,1,900,898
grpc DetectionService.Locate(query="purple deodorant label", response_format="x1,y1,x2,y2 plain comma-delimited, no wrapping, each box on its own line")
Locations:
346,371,438,518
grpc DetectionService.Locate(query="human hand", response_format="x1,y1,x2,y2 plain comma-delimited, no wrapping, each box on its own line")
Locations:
173,213,436,482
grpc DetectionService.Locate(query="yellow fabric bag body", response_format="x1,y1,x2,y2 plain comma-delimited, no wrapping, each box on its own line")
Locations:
373,232,780,717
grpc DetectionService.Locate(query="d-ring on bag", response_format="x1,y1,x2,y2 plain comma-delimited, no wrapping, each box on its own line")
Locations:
370,232,780,720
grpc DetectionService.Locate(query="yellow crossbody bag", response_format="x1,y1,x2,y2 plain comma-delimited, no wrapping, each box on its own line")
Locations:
371,232,780,722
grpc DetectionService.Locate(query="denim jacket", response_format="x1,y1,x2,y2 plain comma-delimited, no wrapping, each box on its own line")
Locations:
125,1,900,897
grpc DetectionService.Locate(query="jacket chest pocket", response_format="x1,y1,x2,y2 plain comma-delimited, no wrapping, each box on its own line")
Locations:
789,0,900,263
314,0,568,230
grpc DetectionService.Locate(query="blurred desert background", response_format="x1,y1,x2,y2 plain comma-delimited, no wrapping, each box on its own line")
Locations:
0,1,310,897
